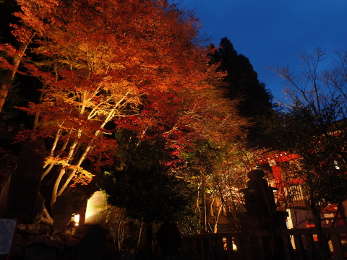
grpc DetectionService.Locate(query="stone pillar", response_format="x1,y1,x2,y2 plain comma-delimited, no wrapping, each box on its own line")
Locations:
241,169,290,260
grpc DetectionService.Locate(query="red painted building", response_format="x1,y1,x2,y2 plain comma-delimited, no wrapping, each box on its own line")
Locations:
259,151,346,229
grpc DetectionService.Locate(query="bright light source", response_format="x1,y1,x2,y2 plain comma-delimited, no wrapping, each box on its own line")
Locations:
334,160,340,170
232,241,238,251
85,191,108,223
72,214,80,226
222,237,228,251
222,237,238,251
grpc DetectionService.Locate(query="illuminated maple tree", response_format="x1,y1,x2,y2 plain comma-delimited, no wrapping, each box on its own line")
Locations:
2,0,226,208
0,0,59,112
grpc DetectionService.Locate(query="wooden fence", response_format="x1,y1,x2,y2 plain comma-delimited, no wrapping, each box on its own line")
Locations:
182,227,347,260
288,227,347,260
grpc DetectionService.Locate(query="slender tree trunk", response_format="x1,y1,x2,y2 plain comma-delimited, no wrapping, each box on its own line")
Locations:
50,93,125,204
0,33,34,112
33,92,44,129
196,187,200,214
57,130,72,156
50,94,126,207
213,204,223,233
57,109,116,197
51,168,66,207
57,140,93,197
210,198,215,217
50,128,82,204
41,128,63,181
0,83,10,112
39,204,54,224
137,221,144,250
117,220,125,251
79,200,87,225
201,174,207,233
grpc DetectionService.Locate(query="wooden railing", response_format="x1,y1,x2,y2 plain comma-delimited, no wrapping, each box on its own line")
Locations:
182,227,347,260
181,233,240,260
288,227,347,260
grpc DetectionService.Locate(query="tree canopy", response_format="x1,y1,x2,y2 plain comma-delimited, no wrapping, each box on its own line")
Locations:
209,37,273,147
0,0,245,213
271,50,347,219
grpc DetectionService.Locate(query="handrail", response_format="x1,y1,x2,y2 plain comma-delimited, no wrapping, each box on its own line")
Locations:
182,227,347,260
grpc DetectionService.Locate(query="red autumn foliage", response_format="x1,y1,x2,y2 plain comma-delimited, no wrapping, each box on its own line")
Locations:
2,0,239,206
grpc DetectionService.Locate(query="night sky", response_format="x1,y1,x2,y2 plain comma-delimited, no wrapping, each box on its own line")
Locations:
177,0,347,103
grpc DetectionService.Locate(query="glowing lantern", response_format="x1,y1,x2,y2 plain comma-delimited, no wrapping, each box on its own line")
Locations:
72,213,80,226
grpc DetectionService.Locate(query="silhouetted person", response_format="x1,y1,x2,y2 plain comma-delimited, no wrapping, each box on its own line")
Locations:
156,221,181,260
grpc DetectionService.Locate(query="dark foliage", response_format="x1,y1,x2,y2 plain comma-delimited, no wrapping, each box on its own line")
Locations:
0,0,18,44
209,37,274,147
0,0,41,125
100,138,195,223
268,106,347,207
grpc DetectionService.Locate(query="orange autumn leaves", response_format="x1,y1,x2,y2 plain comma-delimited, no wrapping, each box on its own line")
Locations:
0,0,245,204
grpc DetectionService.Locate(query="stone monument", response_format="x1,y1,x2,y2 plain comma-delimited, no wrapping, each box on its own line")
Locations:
241,169,290,260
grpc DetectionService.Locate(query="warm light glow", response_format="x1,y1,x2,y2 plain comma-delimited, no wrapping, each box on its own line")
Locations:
328,240,334,252
334,160,340,170
85,191,108,223
222,237,238,251
222,237,228,251
232,241,238,251
286,209,294,229
72,214,80,226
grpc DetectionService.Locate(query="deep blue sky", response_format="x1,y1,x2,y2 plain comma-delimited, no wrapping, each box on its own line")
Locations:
176,0,347,103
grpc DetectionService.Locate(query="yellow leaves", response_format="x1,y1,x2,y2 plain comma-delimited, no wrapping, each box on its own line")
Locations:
12,0,230,197
44,156,95,179
107,80,132,91
129,56,141,65
77,42,89,53
109,63,126,70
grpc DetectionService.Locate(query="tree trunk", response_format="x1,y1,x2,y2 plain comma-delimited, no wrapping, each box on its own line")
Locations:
213,204,223,233
0,33,34,113
79,200,87,225
50,134,80,205
51,168,66,207
201,174,207,233
57,109,116,198
117,220,125,252
0,83,10,112
37,204,54,224
137,221,144,250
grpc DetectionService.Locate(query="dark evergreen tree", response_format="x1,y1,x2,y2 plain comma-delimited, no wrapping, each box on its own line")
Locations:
99,136,194,223
210,37,274,146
